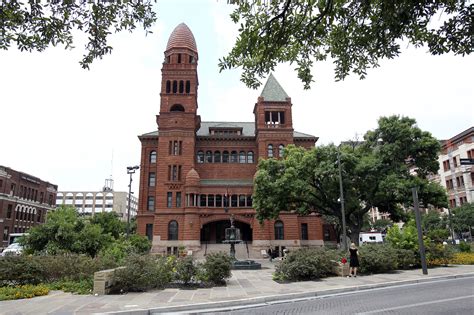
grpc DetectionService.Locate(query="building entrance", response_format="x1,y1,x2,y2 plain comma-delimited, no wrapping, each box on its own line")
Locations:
200,220,252,244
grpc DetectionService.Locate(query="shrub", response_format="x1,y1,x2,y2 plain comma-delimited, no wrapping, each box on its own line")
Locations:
449,252,474,265
358,244,398,274
275,248,333,281
458,241,471,253
174,256,197,285
393,248,418,269
426,243,454,266
201,252,232,285
0,284,49,301
0,255,117,286
0,256,44,286
46,278,93,295
112,254,173,292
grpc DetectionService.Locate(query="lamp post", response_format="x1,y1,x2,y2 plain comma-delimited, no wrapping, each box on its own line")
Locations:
337,146,348,251
126,165,139,239
412,187,428,275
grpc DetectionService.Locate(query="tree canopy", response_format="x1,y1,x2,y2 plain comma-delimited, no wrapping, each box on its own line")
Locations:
451,203,474,238
252,115,447,243
21,206,150,257
0,0,156,69
221,0,474,88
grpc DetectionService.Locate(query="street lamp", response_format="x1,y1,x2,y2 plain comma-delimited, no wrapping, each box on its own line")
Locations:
337,146,348,251
126,165,140,238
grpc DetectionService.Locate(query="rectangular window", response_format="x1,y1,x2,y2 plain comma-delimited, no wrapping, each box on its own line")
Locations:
172,166,177,181
37,210,42,222
148,172,156,187
176,192,182,208
0,179,3,188
179,141,182,155
215,194,222,207
453,156,459,167
7,204,12,218
146,224,153,241
168,165,171,181
167,192,172,208
147,196,155,211
239,195,246,207
443,160,450,172
207,194,215,207
178,165,182,181
3,226,9,241
231,195,238,207
301,223,308,240
200,194,207,207
246,195,253,207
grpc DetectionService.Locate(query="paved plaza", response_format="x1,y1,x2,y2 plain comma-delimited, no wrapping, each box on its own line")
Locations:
0,261,473,315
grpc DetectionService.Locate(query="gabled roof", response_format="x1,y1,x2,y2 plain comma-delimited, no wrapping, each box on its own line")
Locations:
260,73,289,102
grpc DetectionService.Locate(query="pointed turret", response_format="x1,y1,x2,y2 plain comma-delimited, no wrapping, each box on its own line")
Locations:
260,73,289,102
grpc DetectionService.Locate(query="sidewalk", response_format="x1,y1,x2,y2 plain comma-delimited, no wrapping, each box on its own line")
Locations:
1,261,473,315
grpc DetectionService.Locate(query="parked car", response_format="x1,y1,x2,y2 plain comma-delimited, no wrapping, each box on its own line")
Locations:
0,243,23,256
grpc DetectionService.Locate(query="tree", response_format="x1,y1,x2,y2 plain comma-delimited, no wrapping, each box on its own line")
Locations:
451,203,474,239
253,115,447,244
0,1,156,69
90,211,124,239
372,218,393,233
22,205,124,257
221,1,473,89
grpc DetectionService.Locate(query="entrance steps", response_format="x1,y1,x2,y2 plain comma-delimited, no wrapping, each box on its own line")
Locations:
195,243,251,260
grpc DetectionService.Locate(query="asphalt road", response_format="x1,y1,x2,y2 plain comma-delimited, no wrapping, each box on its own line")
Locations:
201,277,474,315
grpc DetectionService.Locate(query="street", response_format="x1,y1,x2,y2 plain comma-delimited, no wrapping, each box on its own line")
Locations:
199,277,474,315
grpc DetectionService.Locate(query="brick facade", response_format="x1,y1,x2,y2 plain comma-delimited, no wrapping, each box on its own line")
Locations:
136,23,327,257
0,165,57,250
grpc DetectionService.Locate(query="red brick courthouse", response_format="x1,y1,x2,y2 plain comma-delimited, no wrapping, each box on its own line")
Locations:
137,23,332,258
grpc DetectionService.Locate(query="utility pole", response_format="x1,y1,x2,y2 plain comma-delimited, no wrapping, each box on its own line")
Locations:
126,165,139,239
338,147,347,251
412,187,428,275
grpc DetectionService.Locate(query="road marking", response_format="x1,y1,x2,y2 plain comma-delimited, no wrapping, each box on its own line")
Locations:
356,295,474,314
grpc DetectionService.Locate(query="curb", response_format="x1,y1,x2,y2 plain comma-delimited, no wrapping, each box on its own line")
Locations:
100,273,474,315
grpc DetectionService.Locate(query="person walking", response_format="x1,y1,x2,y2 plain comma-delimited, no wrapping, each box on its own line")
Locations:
348,243,359,277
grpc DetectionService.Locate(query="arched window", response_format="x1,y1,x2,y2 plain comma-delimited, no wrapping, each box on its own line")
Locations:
170,104,185,112
274,221,284,240
214,151,221,163
185,80,190,93
239,151,246,163
268,144,274,158
172,80,177,93
231,151,238,163
222,151,229,163
168,221,178,240
247,151,254,163
197,151,204,163
206,151,213,163
149,151,157,163
179,80,184,93
279,144,284,158
166,80,171,93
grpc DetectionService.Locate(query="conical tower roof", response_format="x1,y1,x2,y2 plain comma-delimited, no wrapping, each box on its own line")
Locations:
260,73,289,102
166,23,197,52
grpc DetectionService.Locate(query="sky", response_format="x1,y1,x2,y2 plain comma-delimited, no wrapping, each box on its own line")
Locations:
1,0,473,195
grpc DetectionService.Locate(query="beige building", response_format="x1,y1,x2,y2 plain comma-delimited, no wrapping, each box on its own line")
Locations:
437,127,474,208
56,180,138,220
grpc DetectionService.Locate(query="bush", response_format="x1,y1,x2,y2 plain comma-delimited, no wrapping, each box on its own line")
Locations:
0,284,49,301
0,256,44,286
46,278,93,295
201,252,232,285
174,256,197,284
112,254,173,292
98,235,151,264
358,244,398,274
393,248,418,270
275,248,333,281
458,241,471,253
426,243,454,266
449,252,474,265
0,254,117,286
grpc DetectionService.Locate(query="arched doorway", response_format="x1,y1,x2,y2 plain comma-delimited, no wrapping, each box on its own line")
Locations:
201,220,252,244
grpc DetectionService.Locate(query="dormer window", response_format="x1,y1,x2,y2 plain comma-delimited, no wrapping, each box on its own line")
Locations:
209,128,242,136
